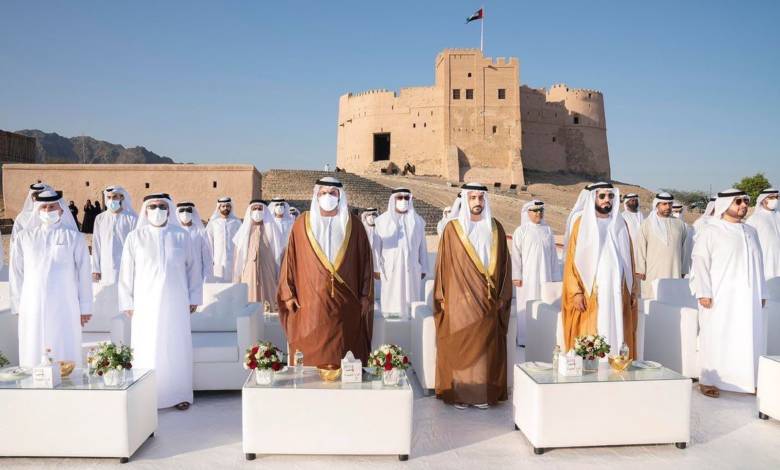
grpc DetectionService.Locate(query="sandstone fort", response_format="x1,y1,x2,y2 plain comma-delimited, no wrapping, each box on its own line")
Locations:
337,49,610,185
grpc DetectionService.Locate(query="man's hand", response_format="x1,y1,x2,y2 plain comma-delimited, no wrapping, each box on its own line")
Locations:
698,298,712,309
285,299,300,312
574,293,587,312
512,280,523,288
80,314,92,327
421,273,425,279
124,310,134,318
189,305,198,314
630,294,637,310
763,299,767,308
636,273,646,281
373,272,381,280
92,273,101,283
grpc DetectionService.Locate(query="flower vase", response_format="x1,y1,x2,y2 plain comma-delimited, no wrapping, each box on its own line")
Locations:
583,358,599,372
255,368,274,385
382,368,401,386
102,369,123,386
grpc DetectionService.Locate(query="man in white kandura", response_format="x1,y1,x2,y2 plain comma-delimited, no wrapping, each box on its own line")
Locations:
672,201,695,274
91,186,138,327
10,190,92,368
177,201,213,283
205,196,241,282
119,194,202,410
747,188,780,280
690,188,767,398
510,200,561,346
621,193,644,263
361,207,379,248
374,188,429,318
635,192,690,298
269,197,295,250
436,206,452,236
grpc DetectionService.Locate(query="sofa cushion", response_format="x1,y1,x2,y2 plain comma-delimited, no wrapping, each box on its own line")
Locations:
191,283,248,332
192,332,239,363
84,283,119,333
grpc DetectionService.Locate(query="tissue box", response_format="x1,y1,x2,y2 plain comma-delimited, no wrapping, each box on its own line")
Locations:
32,364,61,388
341,351,362,383
558,354,583,377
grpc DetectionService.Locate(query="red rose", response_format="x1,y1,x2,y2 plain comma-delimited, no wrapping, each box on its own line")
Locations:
251,346,259,355
375,359,381,366
97,370,103,376
598,352,605,358
125,363,133,369
402,356,409,364
271,362,281,371
248,360,257,369
588,342,594,348
384,362,393,371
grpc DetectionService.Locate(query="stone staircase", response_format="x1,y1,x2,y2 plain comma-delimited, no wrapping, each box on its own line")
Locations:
261,170,442,234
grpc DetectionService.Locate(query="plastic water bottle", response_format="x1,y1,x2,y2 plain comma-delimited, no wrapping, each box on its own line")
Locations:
552,345,560,373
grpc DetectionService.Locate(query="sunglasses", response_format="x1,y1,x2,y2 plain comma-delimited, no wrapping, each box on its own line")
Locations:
395,195,410,201
147,204,168,210
598,193,616,200
178,207,193,213
528,208,544,213
733,197,750,206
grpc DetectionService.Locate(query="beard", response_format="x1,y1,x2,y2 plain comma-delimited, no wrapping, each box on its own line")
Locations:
470,205,483,215
595,203,612,215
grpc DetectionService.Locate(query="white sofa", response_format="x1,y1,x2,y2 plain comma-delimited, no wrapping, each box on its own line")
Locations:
766,278,780,355
0,282,19,366
191,283,262,390
410,280,518,394
81,283,132,360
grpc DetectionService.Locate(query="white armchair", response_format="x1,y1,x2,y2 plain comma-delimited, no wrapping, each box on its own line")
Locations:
642,279,699,377
81,283,131,360
0,282,19,366
191,283,262,390
766,277,780,355
525,282,563,363
410,280,517,395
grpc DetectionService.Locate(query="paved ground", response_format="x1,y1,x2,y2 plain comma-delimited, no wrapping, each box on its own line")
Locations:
3,346,780,470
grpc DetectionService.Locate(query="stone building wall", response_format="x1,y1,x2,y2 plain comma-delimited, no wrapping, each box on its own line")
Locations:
2,164,261,219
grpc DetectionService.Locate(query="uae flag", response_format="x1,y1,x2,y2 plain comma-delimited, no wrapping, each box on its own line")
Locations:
466,8,483,23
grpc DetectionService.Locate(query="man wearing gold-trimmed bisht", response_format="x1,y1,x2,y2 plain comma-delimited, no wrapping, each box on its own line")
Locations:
434,183,512,410
561,182,638,359
277,177,374,366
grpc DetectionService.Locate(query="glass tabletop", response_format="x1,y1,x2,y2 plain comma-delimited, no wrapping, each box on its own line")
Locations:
517,362,688,384
0,368,151,391
764,355,780,364
244,366,412,391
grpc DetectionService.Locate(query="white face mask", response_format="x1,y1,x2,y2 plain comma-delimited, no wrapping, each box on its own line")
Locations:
178,211,193,224
318,194,339,212
250,209,264,222
366,215,375,226
273,205,284,216
767,199,778,211
106,199,121,213
395,199,410,212
671,212,681,219
39,210,61,225
147,208,168,227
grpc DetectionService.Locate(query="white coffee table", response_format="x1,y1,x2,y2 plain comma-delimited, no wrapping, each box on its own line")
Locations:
513,362,691,454
0,368,157,463
758,355,780,421
242,367,412,461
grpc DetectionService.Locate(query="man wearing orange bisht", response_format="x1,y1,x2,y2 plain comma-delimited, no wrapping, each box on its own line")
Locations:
561,182,639,358
277,177,374,366
434,183,512,410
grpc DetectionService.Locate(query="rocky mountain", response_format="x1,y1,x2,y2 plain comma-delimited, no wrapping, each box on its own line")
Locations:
14,129,175,164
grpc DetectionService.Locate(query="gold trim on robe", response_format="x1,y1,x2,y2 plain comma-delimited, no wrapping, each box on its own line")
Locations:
452,218,499,299
304,212,353,297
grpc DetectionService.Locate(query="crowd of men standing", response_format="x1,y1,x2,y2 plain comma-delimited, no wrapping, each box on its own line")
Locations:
5,177,780,411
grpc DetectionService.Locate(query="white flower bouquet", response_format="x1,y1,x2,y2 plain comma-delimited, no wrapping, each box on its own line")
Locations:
573,334,610,361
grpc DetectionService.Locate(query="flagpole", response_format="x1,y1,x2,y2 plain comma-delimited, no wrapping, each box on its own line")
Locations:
480,6,484,52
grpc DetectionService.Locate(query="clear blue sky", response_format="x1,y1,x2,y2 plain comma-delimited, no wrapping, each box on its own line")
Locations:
1,0,778,192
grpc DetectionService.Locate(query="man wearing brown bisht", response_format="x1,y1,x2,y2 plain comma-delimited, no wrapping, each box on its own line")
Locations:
434,183,512,410
277,176,374,366
233,200,282,309
562,182,638,358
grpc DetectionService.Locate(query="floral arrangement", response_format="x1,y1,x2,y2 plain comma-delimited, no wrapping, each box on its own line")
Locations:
243,341,284,371
574,335,610,360
368,344,410,375
0,350,9,368
89,342,133,376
